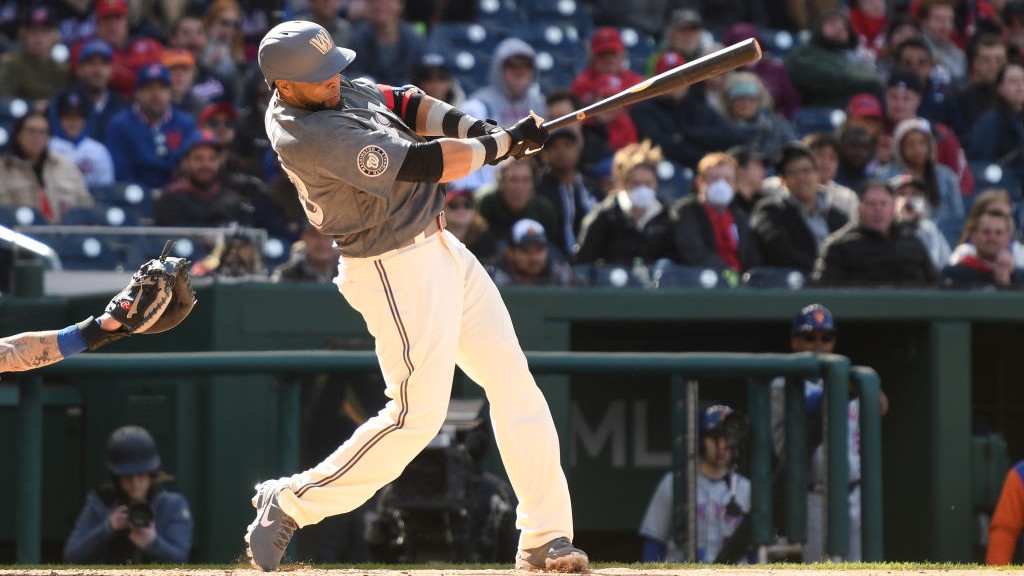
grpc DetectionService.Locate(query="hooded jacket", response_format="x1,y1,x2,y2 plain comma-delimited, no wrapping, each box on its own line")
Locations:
784,10,883,107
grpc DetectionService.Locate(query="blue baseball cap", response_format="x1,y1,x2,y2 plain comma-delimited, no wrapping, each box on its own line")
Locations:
700,405,735,436
258,20,355,87
136,63,171,87
792,303,836,335
79,39,113,62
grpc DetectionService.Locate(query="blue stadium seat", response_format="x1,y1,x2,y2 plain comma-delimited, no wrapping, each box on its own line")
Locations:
656,160,694,201
573,263,650,287
758,29,800,57
123,236,210,269
88,182,156,222
970,161,1022,201
616,27,657,76
475,0,522,33
32,234,120,270
792,106,845,138
61,204,139,227
518,0,594,38
262,235,291,270
505,23,585,92
428,22,500,60
741,266,806,289
650,262,727,289
0,205,47,227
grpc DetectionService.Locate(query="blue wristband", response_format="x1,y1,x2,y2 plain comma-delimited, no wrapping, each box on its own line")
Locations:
56,324,89,358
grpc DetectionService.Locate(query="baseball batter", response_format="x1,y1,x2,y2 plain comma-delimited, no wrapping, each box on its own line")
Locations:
245,21,587,573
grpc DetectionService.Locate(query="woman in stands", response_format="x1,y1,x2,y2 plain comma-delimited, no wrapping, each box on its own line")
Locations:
0,110,94,223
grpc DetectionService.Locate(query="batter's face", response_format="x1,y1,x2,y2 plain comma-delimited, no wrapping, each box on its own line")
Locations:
278,75,342,111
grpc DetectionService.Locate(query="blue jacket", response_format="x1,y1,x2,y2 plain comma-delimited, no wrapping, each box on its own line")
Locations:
105,105,197,189
63,485,193,564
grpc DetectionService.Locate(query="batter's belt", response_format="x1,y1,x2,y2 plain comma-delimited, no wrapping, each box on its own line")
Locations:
398,211,447,249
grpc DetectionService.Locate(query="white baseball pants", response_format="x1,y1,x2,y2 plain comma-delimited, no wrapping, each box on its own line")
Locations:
275,229,575,550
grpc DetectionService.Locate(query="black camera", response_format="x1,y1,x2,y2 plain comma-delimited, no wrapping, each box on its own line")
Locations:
127,502,154,528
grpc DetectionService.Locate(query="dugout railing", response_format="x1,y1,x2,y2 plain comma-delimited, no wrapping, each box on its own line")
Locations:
14,350,883,564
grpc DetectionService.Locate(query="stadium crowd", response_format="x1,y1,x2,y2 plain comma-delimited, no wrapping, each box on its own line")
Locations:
0,0,1022,290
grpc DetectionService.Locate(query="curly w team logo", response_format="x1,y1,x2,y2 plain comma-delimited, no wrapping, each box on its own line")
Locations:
309,29,333,54
357,145,389,177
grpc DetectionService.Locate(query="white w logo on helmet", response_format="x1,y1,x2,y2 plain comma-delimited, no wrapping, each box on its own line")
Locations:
308,29,333,55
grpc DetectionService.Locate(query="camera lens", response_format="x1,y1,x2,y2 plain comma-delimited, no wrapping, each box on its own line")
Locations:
127,502,154,528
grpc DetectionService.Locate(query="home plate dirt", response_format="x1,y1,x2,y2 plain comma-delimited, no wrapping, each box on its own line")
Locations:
0,568,998,576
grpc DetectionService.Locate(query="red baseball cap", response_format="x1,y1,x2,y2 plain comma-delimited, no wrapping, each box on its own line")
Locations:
445,187,473,205
96,0,129,18
198,102,238,126
593,73,625,98
655,51,686,75
846,93,883,119
591,27,624,55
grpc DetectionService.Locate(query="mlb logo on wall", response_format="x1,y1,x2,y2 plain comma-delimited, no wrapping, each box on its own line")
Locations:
357,145,388,177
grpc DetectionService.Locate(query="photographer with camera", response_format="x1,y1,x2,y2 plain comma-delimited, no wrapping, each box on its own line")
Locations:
638,404,752,563
64,425,193,564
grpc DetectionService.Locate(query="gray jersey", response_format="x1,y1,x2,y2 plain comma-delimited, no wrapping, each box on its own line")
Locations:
266,77,445,257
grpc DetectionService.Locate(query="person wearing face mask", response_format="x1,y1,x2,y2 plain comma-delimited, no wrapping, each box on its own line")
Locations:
669,152,761,273
575,140,675,265
889,174,951,270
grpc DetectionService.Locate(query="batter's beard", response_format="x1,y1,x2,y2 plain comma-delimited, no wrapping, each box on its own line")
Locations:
294,87,342,112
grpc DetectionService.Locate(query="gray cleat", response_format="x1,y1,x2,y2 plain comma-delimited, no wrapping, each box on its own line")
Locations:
244,481,298,571
516,536,589,572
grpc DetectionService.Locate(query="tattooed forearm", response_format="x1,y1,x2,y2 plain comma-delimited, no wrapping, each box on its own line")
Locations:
0,330,63,373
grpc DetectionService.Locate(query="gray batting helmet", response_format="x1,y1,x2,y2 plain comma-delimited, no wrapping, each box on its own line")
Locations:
106,425,161,476
258,20,355,87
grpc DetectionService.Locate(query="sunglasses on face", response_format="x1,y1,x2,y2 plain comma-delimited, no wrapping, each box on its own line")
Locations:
447,200,474,210
800,332,835,344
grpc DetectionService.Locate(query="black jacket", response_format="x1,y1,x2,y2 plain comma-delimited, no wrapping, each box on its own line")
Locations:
535,170,597,257
750,194,848,272
629,88,745,169
812,222,937,286
575,195,674,265
939,262,1024,289
669,196,761,271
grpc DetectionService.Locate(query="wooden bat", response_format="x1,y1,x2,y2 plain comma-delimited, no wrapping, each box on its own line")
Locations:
541,38,763,131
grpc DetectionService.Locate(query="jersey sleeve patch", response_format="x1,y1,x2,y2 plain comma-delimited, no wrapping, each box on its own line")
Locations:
357,145,389,177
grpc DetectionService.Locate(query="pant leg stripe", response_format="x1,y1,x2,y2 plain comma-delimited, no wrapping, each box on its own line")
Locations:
292,260,414,497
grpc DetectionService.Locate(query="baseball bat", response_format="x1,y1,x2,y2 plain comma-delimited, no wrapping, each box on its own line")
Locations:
542,38,763,131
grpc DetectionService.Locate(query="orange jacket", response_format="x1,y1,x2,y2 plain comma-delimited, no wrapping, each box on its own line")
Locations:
988,462,1024,565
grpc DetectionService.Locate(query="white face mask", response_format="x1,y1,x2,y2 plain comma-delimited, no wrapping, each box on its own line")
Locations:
627,185,656,209
705,178,735,206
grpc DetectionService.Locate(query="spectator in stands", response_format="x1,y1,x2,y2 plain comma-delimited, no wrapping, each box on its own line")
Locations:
728,145,767,218
48,91,115,189
410,52,463,107
152,130,248,228
721,23,802,120
812,178,937,286
803,132,860,221
546,90,613,184
536,128,597,259
882,68,973,196
631,52,744,170
833,123,878,191
55,39,126,142
232,74,273,181
200,0,246,89
893,38,958,130
917,0,968,82
346,0,429,85
721,72,795,158
640,404,751,563
580,73,640,153
162,48,205,117
271,222,339,284
954,33,1006,139
950,188,1024,268
751,143,848,273
694,2,767,38
190,232,266,279
0,5,70,103
876,15,923,81
489,219,578,287
1004,2,1024,61
940,209,1022,288
575,140,675,265
197,102,241,173
167,11,232,107
770,303,888,563
987,459,1024,564
63,425,192,564
443,187,499,263
967,62,1024,191
72,0,164,100
877,118,964,223
585,0,688,40
455,38,546,192
890,174,952,270
844,92,888,165
669,152,760,272
106,63,197,190
649,9,709,69
476,158,559,251
850,0,889,61
292,0,353,47
572,28,646,107
0,110,93,223
784,9,884,108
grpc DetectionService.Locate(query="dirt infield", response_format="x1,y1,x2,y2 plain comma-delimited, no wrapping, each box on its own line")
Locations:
0,568,1001,576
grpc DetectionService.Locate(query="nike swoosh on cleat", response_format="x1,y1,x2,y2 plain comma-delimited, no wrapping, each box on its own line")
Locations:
258,502,276,528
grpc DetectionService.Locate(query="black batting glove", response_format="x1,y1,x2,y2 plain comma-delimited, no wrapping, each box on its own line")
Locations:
506,114,549,159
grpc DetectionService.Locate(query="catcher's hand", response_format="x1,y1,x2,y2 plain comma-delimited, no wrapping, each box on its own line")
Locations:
81,241,198,350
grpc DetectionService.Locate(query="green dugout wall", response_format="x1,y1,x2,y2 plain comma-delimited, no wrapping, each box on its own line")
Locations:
1,283,1019,563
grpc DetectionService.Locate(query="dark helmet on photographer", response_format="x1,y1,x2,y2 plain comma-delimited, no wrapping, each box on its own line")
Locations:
258,20,356,89
106,425,161,476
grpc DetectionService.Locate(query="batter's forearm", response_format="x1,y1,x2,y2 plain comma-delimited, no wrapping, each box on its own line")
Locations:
0,330,64,372
408,93,496,138
436,134,511,182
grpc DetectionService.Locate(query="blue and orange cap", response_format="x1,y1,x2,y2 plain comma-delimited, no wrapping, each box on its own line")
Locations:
791,303,836,335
